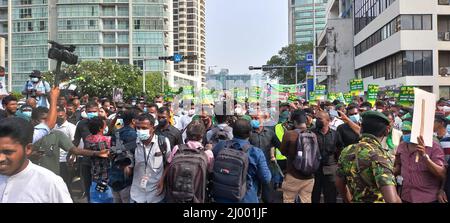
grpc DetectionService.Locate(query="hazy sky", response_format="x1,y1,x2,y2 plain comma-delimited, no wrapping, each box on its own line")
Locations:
205,0,288,74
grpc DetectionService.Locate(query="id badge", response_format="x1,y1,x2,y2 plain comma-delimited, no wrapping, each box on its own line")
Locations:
140,176,149,189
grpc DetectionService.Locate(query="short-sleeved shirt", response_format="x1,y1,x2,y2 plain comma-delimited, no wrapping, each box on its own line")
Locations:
85,135,111,183
337,134,396,203
23,80,51,108
31,131,75,175
396,141,445,203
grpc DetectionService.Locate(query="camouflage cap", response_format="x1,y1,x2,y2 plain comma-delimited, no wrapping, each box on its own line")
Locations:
361,110,390,125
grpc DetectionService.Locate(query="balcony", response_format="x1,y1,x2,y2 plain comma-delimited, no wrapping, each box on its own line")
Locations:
438,15,450,41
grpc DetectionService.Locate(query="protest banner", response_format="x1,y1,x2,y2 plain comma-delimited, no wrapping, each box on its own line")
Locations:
367,84,379,106
350,79,364,96
410,88,435,148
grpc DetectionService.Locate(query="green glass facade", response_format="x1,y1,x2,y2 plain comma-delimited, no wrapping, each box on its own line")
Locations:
290,0,328,45
2,0,172,91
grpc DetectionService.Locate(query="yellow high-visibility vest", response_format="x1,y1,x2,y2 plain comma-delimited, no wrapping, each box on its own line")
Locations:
274,123,287,160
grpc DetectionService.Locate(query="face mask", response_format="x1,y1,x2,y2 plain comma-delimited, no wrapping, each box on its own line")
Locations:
188,109,195,116
438,106,444,111
87,112,98,119
31,77,39,83
56,117,65,126
150,113,156,119
250,120,260,129
143,107,148,113
23,111,32,118
402,134,411,143
137,129,151,141
446,124,450,134
158,118,168,127
103,126,109,135
116,118,124,126
234,107,243,115
131,101,136,106
349,114,361,123
156,103,163,108
377,109,383,113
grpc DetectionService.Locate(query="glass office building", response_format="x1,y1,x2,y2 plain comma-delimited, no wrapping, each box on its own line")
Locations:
2,0,173,91
289,0,328,45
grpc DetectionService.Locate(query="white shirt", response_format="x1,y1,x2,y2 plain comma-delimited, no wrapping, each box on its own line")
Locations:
0,161,72,203
130,135,171,203
54,120,77,162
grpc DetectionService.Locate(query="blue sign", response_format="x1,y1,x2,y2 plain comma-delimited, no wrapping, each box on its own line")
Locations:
297,61,313,67
173,54,183,63
307,75,314,99
306,53,313,62
304,65,312,73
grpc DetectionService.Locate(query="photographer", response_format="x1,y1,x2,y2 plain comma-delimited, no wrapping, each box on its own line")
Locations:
22,70,51,108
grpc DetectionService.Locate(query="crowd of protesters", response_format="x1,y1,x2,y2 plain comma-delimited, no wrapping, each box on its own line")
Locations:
0,70,449,203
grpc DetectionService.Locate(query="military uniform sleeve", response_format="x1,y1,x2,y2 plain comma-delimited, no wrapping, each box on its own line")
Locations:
336,146,348,179
370,150,396,188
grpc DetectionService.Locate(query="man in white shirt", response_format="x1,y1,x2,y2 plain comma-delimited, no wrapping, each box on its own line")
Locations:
126,113,171,203
54,107,77,192
0,117,72,203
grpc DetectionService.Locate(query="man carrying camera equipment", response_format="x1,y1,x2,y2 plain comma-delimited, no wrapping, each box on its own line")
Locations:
109,110,138,203
22,70,51,108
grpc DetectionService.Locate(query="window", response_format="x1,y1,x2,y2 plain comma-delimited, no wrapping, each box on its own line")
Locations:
413,15,422,30
423,51,432,76
423,15,432,30
414,51,423,76
402,15,413,30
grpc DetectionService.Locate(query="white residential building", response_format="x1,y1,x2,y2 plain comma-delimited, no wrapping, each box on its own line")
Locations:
354,0,450,98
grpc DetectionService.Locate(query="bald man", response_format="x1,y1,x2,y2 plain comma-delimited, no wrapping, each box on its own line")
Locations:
312,111,339,203
26,98,37,109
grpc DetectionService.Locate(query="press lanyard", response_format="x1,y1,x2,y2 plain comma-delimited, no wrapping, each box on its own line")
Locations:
142,141,154,174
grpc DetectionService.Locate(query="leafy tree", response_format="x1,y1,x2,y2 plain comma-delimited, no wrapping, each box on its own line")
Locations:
43,60,168,101
265,42,313,84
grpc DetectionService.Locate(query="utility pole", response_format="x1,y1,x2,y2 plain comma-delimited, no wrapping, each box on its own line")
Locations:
312,0,317,88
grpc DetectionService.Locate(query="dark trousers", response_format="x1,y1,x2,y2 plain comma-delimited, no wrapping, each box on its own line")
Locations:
312,167,337,203
59,162,73,192
80,157,92,202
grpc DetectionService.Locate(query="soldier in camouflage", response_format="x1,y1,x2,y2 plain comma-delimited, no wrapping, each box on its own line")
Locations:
336,111,401,203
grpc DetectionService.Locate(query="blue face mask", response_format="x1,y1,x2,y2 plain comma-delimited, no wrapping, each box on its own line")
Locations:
137,129,151,141
143,107,148,113
349,114,361,123
446,125,450,134
402,134,411,143
250,120,260,129
22,111,32,118
87,112,98,119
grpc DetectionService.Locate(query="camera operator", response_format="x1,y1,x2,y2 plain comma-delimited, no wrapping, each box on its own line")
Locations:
22,70,51,108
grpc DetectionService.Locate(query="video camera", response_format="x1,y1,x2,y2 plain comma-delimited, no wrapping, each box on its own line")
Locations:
110,132,136,168
48,41,78,65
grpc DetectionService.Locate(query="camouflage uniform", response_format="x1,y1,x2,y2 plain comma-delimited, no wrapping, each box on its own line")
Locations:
337,133,396,203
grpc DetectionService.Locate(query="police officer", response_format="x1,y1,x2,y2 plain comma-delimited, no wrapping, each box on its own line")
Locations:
336,111,401,203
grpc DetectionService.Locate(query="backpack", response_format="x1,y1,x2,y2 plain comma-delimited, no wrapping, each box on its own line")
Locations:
293,129,321,176
156,134,168,166
212,141,250,202
209,126,233,146
166,144,209,203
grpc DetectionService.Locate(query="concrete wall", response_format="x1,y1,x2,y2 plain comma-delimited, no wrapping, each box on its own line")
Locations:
326,18,355,93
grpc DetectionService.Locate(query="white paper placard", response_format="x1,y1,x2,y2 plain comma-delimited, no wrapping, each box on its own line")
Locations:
411,88,436,147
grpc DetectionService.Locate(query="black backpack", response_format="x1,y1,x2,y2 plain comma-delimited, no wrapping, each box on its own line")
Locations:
165,144,209,203
212,141,250,202
293,129,321,176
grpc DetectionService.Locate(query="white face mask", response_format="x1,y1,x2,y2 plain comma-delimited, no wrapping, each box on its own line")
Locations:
188,109,195,116
156,103,163,108
31,77,39,83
